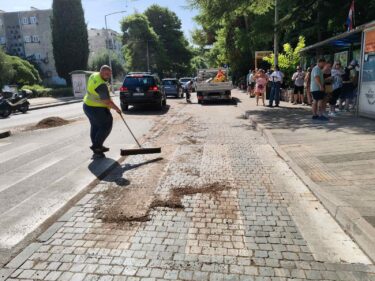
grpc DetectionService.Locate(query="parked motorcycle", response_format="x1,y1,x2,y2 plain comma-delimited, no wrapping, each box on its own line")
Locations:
0,90,31,118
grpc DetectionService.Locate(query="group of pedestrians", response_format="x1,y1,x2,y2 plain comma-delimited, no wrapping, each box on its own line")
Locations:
246,67,284,107
309,58,358,120
245,58,358,121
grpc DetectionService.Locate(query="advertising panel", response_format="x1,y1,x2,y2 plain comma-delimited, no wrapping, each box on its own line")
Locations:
359,28,375,118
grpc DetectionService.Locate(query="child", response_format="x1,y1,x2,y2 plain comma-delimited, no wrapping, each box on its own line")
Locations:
254,69,268,106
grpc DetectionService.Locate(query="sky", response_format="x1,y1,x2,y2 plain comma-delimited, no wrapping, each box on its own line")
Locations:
0,0,199,40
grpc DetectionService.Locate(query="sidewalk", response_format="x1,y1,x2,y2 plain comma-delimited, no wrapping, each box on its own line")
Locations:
29,97,82,110
235,89,375,261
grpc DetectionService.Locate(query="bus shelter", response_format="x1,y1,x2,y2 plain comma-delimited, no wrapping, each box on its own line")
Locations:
300,21,375,119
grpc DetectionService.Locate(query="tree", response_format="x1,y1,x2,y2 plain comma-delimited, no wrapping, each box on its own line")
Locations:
7,56,42,86
121,14,164,74
0,49,14,89
263,36,306,85
89,50,125,79
144,5,192,77
51,0,89,85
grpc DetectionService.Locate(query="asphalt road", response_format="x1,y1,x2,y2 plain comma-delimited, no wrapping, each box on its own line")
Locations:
0,98,181,265
0,102,85,132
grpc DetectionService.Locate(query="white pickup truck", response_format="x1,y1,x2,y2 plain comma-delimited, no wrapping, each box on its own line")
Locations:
195,68,233,104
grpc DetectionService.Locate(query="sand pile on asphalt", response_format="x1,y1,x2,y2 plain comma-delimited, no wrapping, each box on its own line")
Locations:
33,117,71,129
96,182,232,223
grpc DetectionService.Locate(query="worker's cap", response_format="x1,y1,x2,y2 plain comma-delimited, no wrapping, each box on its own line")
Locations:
100,65,112,72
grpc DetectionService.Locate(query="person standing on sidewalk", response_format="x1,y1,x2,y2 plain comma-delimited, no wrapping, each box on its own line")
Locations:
304,66,313,106
328,61,344,116
83,65,122,159
269,66,284,107
292,66,305,105
254,69,268,106
310,58,328,121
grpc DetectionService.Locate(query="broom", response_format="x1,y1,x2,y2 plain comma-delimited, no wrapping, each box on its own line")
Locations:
119,113,161,156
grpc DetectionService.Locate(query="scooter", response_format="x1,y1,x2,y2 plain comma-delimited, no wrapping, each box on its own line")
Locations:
0,90,30,118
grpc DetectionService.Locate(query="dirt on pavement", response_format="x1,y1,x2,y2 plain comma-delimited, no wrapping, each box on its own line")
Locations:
28,117,73,130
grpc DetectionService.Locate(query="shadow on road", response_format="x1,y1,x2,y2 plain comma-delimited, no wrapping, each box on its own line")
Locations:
124,105,170,116
201,98,239,106
88,157,163,187
246,106,375,134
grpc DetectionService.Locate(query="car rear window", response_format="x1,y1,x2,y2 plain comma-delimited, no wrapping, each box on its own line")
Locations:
180,79,191,83
163,80,177,86
124,76,155,87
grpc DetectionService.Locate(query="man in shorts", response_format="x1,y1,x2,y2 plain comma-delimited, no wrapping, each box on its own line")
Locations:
292,66,305,104
310,58,328,121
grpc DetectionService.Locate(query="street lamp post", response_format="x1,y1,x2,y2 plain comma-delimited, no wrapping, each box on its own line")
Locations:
274,0,279,67
104,11,126,93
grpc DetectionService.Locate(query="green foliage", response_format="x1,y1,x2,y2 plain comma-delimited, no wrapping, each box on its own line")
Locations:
89,50,125,79
21,85,73,98
51,0,89,85
121,13,163,73
144,5,192,77
191,0,375,82
263,36,306,84
0,49,41,88
121,7,193,77
0,49,14,89
7,56,42,86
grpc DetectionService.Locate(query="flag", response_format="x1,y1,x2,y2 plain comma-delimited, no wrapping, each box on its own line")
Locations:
346,0,355,31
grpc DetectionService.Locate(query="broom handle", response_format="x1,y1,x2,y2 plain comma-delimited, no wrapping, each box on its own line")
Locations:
119,113,142,148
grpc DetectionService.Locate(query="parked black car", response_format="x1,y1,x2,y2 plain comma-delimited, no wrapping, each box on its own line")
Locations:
120,73,167,111
162,78,184,98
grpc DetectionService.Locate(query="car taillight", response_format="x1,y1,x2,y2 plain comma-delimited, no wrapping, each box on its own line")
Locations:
149,86,158,91
120,86,128,92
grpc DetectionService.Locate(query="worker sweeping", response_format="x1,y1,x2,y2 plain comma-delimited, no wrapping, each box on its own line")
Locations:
83,65,122,159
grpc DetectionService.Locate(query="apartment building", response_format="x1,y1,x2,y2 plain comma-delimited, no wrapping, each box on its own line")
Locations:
0,8,64,85
88,28,123,62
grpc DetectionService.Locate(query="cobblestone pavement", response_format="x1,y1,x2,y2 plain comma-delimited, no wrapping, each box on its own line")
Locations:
1,98,374,281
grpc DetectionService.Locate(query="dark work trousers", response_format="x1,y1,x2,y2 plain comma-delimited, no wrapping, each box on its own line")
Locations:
269,81,281,106
83,104,113,149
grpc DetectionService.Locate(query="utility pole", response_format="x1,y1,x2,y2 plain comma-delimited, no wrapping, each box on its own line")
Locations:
274,0,279,67
104,11,126,93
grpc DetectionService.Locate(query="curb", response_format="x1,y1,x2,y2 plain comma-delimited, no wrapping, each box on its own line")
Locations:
29,99,82,111
0,131,11,139
247,113,375,263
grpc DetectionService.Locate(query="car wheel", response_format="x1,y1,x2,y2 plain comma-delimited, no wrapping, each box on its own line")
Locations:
121,102,129,112
162,98,167,106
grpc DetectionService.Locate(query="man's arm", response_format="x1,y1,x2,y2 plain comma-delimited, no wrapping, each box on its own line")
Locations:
314,75,324,91
96,84,122,114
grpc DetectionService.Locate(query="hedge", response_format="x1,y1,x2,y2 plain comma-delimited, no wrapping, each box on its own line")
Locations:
21,85,73,99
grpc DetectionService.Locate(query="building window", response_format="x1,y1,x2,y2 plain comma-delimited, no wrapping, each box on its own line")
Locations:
22,17,29,25
30,16,38,24
32,35,40,43
24,36,31,43
0,37,6,44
